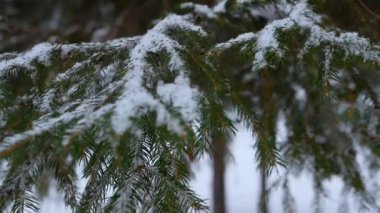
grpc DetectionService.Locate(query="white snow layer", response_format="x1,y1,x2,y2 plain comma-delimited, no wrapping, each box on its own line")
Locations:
111,14,204,134
0,43,54,77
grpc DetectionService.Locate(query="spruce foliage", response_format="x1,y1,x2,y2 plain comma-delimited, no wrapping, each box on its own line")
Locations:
0,0,379,212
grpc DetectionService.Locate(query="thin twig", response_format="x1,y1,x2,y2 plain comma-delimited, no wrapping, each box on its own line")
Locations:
356,0,380,20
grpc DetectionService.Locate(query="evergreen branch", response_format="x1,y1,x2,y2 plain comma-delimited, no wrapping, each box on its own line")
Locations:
11,187,40,213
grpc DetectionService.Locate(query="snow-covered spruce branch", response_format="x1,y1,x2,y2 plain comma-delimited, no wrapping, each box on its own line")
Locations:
0,14,215,212
0,15,205,152
0,0,379,211
212,0,380,70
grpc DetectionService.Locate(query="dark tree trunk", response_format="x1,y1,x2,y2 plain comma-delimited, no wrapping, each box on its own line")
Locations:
212,134,227,213
259,169,268,213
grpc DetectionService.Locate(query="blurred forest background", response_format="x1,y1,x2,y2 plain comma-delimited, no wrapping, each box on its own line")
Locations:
0,0,379,53
0,0,220,52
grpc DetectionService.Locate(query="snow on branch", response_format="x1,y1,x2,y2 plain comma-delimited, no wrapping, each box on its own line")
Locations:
0,15,206,152
215,32,256,49
112,14,205,134
0,43,54,77
212,0,380,70
180,0,228,18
